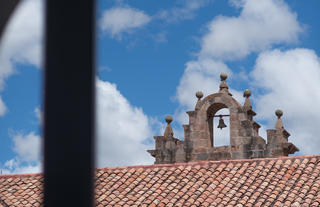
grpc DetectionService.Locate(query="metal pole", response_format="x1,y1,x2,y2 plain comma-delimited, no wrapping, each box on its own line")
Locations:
43,0,96,206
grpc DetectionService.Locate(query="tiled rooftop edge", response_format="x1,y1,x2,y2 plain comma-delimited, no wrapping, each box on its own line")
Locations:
1,154,319,178
0,172,42,179
97,154,320,171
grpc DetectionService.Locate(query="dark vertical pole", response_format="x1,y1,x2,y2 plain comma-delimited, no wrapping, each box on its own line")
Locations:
43,0,96,206
0,0,20,39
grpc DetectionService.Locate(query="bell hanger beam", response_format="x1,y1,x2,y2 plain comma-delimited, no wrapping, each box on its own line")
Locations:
207,114,230,119
214,114,230,118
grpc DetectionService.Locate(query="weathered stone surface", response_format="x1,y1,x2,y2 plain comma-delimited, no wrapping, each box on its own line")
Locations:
148,73,299,164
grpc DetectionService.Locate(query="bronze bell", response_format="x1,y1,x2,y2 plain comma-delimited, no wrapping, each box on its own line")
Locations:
217,115,227,130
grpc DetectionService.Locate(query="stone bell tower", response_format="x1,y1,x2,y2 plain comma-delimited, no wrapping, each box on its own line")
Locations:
148,73,299,164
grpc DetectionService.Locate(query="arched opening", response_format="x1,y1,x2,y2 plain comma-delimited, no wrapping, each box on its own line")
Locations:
213,108,230,146
207,103,230,147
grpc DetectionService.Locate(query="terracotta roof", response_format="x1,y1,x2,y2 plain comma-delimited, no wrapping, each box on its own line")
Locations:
1,155,320,206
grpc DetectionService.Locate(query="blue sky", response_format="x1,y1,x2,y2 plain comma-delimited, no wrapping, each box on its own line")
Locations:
1,0,320,174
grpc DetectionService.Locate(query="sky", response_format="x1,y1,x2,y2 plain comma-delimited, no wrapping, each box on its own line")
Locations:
1,0,320,174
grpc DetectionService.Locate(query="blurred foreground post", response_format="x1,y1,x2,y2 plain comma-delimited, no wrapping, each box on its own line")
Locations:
43,0,96,206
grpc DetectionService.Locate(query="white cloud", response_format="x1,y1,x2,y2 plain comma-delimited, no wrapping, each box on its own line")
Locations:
11,131,41,162
174,0,302,126
100,0,210,39
175,58,243,125
96,79,154,167
0,0,158,173
251,48,320,155
200,0,303,60
1,77,157,173
34,106,43,125
0,96,7,116
3,158,41,174
157,0,210,23
176,58,235,110
0,0,43,115
2,131,42,174
0,0,44,174
0,0,43,75
100,6,151,38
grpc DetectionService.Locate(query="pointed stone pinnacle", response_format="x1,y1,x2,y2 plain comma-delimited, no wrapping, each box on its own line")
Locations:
164,115,174,138
275,109,284,130
219,73,230,94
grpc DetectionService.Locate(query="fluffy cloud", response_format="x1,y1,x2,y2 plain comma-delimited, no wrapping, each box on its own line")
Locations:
3,158,41,174
2,79,157,174
0,0,157,173
2,131,42,174
200,0,303,60
251,48,320,155
0,0,43,76
176,58,242,111
96,79,154,167
0,0,43,173
11,131,41,162
175,0,301,117
0,97,7,116
34,106,43,125
100,6,151,38
100,0,211,39
0,0,43,115
157,0,210,23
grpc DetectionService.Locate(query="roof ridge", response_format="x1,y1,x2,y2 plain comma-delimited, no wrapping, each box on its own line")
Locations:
1,154,319,177
96,154,320,171
0,172,42,178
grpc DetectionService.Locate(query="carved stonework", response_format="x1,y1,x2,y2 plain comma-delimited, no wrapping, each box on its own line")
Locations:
148,73,299,164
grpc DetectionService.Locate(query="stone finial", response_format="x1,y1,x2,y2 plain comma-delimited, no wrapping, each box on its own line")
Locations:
243,89,252,110
220,73,228,81
195,91,203,110
219,73,231,95
164,115,174,138
275,109,283,118
275,109,284,130
196,91,203,100
243,89,251,98
165,115,173,124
